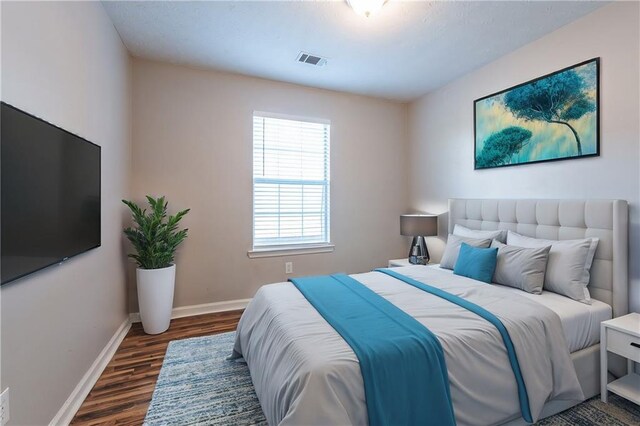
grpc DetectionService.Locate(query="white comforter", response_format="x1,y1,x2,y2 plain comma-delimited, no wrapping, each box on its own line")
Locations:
232,266,584,426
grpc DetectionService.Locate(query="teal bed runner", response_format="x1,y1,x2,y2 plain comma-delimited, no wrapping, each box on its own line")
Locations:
289,273,455,426
376,268,533,423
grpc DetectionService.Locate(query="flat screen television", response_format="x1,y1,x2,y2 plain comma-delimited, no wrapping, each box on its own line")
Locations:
1,102,101,285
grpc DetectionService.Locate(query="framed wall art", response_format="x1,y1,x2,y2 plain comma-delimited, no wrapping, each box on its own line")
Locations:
474,58,599,170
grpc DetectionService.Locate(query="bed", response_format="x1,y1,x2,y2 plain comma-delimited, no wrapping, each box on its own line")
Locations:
233,198,628,425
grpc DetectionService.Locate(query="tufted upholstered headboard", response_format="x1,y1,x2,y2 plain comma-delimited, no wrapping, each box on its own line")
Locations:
448,199,629,317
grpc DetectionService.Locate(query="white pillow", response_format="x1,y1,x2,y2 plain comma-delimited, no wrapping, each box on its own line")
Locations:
440,234,493,270
506,231,599,304
491,240,551,294
453,224,507,243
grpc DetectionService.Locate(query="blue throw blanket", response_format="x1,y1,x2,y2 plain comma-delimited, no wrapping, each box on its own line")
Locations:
289,273,455,426
376,268,533,423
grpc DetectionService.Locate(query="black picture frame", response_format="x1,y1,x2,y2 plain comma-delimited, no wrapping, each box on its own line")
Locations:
474,57,600,170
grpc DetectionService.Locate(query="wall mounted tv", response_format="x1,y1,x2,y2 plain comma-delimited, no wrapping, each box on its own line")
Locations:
1,102,101,285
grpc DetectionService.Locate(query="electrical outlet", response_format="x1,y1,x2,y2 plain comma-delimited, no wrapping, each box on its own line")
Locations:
285,262,293,274
1,387,10,425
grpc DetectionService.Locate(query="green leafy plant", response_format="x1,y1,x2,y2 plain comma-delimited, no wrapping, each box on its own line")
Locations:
122,196,190,269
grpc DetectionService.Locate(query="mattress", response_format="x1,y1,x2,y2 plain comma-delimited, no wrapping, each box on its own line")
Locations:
433,266,612,353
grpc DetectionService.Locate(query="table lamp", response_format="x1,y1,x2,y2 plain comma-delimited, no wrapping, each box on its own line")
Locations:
400,214,438,265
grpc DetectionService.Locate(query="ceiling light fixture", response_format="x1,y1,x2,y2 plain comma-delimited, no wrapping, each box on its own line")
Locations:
347,0,388,18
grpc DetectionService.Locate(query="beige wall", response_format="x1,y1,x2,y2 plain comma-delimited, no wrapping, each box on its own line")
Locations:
130,58,409,310
408,2,640,312
0,2,131,425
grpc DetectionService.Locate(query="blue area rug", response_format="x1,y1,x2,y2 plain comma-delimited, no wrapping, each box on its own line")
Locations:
145,332,639,425
144,332,266,425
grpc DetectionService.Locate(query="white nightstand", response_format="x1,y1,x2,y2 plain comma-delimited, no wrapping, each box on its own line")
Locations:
388,258,412,267
600,313,640,404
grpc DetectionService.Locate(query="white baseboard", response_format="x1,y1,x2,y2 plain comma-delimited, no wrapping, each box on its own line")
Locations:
129,298,251,324
49,317,132,426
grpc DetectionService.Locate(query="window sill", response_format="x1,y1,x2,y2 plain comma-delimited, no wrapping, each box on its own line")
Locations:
247,244,335,259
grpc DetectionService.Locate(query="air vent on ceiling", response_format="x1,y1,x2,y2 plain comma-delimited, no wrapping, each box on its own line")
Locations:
297,52,327,67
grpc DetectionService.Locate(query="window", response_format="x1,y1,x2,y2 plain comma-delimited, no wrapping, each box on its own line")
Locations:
252,113,330,251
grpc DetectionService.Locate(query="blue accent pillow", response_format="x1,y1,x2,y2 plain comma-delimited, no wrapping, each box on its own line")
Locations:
453,243,498,283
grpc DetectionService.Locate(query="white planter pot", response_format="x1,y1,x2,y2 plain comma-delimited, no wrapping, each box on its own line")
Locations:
136,264,176,334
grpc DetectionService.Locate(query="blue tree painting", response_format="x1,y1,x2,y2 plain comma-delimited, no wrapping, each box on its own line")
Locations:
474,59,599,169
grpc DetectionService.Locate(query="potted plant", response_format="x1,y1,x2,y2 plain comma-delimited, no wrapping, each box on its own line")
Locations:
123,196,190,334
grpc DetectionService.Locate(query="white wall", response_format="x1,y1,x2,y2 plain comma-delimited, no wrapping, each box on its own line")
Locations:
0,2,131,424
130,58,409,311
408,2,640,312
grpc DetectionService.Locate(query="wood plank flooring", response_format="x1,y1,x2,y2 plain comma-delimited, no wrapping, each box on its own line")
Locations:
71,310,243,426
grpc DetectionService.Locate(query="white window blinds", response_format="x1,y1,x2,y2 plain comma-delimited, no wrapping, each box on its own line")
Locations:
253,113,330,249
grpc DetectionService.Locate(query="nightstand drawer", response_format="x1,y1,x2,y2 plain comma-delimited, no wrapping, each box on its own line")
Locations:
607,328,640,362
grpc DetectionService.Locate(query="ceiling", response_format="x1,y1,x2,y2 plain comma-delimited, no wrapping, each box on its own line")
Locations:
102,1,606,101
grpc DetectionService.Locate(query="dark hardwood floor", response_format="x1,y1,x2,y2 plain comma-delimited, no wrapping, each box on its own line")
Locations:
71,310,243,426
